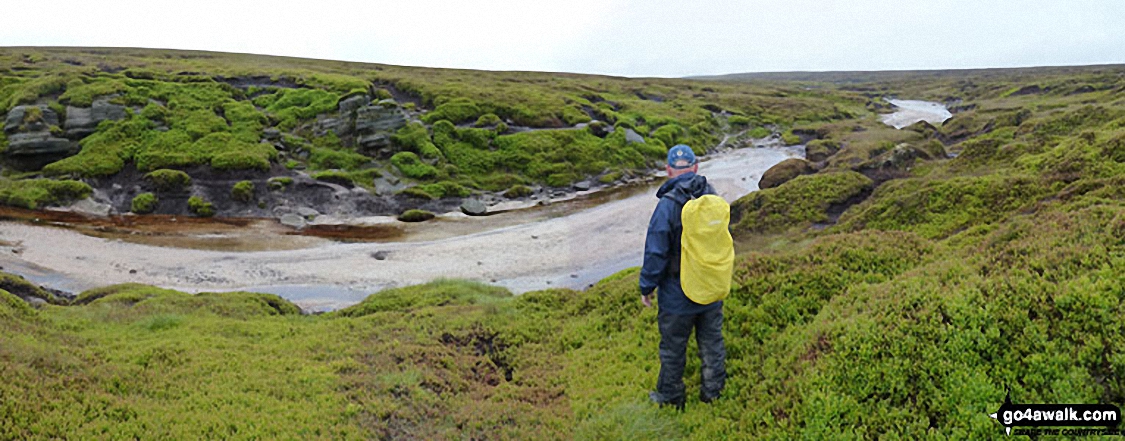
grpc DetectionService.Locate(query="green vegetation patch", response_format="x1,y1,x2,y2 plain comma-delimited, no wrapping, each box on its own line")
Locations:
144,169,191,192
390,151,437,179
231,180,254,203
253,87,340,131
187,195,214,217
837,174,1050,239
731,171,873,234
397,209,435,222
131,192,157,214
0,178,91,209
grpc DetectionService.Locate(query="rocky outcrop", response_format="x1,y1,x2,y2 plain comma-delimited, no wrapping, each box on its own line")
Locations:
759,158,814,189
4,105,60,133
355,105,406,134
64,99,127,138
5,132,75,156
338,95,369,114
3,105,76,170
354,104,407,153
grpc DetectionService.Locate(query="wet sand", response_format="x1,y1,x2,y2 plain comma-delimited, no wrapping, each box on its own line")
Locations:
0,146,803,311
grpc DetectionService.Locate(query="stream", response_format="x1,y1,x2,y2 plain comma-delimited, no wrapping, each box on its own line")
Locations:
0,145,803,312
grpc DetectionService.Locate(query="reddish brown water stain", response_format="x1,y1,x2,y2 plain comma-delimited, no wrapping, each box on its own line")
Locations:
292,224,404,241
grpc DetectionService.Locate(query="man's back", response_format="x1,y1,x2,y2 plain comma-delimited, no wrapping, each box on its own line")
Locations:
639,171,721,315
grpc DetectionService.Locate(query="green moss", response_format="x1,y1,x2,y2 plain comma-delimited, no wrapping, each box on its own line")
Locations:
748,126,771,138
561,106,592,125
254,88,340,131
651,124,685,146
781,130,801,145
308,146,368,171
391,122,442,160
474,113,502,127
503,184,533,198
421,98,481,124
400,187,436,200
397,209,435,222
58,78,127,107
231,180,254,203
0,178,92,209
415,181,471,198
311,170,354,186
187,195,214,217
144,169,192,192
267,176,293,191
131,192,157,214
390,151,438,179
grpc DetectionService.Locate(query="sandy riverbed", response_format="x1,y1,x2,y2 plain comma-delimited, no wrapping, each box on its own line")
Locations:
0,146,803,311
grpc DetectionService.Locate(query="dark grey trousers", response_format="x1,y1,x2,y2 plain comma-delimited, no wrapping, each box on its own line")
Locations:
653,306,726,402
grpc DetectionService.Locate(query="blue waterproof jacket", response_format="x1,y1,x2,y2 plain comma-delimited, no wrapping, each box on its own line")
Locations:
639,172,723,315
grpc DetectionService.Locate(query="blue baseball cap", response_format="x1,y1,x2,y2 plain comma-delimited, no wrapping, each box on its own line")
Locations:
667,144,697,169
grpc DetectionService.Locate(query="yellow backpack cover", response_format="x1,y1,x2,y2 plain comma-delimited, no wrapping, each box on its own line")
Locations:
679,194,734,305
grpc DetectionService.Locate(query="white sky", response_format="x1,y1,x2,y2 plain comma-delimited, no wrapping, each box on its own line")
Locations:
3,0,1123,77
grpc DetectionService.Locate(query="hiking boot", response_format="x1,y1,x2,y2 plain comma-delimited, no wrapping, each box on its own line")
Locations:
649,391,685,411
700,392,720,404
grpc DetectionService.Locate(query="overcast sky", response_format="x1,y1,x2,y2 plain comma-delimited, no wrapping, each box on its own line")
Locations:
3,0,1123,77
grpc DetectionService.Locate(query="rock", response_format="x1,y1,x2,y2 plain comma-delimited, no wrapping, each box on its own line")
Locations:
354,105,406,134
279,213,307,229
338,95,369,114
263,127,281,140
573,181,592,191
315,117,351,137
67,198,113,217
5,132,75,157
625,128,645,144
371,251,389,261
25,297,47,309
357,133,391,150
64,100,126,138
376,99,398,108
297,207,320,219
4,105,59,133
759,158,814,189
460,199,488,216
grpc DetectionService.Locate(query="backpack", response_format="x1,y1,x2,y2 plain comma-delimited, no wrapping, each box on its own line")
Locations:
679,194,734,305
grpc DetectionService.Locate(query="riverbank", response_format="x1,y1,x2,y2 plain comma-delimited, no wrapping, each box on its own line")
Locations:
0,145,803,311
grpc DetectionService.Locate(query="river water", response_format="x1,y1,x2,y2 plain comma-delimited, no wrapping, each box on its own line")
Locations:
880,99,953,129
0,145,803,311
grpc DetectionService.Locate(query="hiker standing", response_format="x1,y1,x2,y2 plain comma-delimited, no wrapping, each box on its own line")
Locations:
639,144,733,410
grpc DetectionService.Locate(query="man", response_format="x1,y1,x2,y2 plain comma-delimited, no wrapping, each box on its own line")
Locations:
639,144,727,410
